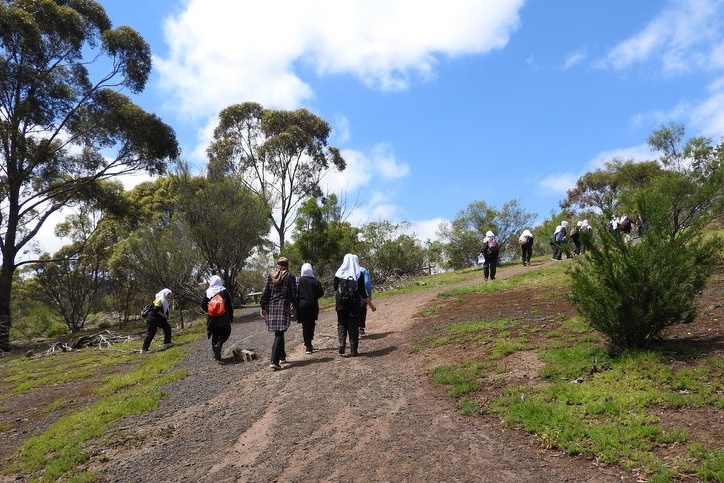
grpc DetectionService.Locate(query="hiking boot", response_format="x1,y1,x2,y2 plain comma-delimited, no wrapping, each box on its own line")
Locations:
350,350,359,357
212,344,222,360
338,346,345,355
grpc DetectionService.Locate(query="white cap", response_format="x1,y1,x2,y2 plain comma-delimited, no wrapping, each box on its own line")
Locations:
486,230,494,237
561,221,569,227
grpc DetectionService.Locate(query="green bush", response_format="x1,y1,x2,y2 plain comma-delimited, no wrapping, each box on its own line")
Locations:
567,189,721,351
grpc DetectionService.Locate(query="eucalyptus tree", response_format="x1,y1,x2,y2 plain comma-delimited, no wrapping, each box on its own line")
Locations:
175,173,272,299
0,1,179,350
206,102,346,252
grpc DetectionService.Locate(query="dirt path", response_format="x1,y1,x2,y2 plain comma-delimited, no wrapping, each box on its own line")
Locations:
95,264,630,482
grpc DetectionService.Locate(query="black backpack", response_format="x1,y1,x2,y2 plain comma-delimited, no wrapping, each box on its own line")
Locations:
338,276,357,305
141,303,155,320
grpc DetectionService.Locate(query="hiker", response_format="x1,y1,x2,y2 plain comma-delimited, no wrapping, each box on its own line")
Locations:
579,219,592,254
297,262,324,354
519,229,534,266
551,221,569,260
201,275,233,360
358,265,377,336
260,256,298,370
479,230,500,280
334,253,371,357
140,288,174,354
570,221,582,256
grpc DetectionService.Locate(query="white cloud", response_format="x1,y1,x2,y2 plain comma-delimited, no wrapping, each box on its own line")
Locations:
155,0,523,118
563,50,586,69
538,172,578,196
598,0,724,73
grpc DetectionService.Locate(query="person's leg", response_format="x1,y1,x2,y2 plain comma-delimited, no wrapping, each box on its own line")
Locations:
348,312,360,356
358,304,368,334
336,310,348,354
142,323,157,352
271,330,285,366
490,256,497,280
483,262,490,280
158,319,172,345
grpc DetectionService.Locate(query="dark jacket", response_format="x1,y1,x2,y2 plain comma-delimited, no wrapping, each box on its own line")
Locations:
298,275,324,322
202,288,234,329
334,273,368,313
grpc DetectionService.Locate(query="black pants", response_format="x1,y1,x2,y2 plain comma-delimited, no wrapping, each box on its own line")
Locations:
142,319,172,350
271,330,286,364
210,325,231,359
298,317,316,348
483,255,498,280
336,308,359,354
358,304,368,329
521,242,533,265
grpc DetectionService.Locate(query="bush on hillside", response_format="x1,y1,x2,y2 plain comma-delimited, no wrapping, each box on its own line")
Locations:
567,187,721,351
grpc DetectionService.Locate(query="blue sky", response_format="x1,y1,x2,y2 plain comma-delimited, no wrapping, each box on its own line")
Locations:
37,0,724,251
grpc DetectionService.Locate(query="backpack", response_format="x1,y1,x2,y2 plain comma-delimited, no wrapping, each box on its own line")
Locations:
207,293,226,316
518,235,528,245
141,303,154,320
486,236,499,251
338,276,358,305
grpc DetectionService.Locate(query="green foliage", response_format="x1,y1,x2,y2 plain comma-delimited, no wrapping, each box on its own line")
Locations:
207,102,346,251
0,0,179,350
567,195,721,350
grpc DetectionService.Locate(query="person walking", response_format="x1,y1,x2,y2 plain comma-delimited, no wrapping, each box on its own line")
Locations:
479,230,500,280
334,253,371,357
297,262,324,354
519,229,534,266
570,221,582,256
260,257,298,370
357,265,377,336
551,221,569,260
579,219,592,254
201,275,233,360
140,288,174,354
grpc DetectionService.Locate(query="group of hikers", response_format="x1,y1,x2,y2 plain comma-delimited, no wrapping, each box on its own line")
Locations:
479,213,644,279
477,219,595,279
140,253,377,371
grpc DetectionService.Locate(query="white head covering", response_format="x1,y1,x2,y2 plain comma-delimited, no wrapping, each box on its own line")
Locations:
561,221,569,227
155,288,173,313
301,262,315,278
206,275,225,298
521,229,533,238
582,219,589,226
486,230,495,237
576,220,583,226
335,253,361,280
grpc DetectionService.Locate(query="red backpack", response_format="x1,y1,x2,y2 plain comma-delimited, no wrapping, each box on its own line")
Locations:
208,293,226,316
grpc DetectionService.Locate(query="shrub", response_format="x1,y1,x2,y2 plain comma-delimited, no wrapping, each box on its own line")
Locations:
567,188,720,351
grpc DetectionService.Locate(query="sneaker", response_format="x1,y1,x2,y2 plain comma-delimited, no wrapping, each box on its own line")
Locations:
358,328,365,335
161,343,174,350
305,347,313,354
338,346,345,355
350,350,359,357
270,363,281,370
280,359,288,364
139,349,151,354
212,344,222,360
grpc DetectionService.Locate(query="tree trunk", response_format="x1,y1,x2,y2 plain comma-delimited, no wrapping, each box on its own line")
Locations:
0,261,15,351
